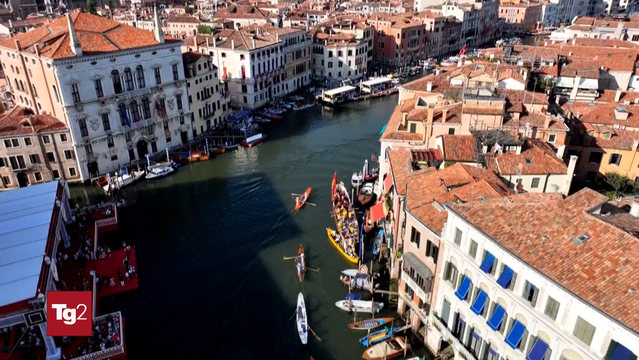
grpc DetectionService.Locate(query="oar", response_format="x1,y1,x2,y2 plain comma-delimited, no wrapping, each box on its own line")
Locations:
291,193,300,196
283,256,298,260
306,202,317,206
306,268,320,272
289,309,297,321
308,325,322,342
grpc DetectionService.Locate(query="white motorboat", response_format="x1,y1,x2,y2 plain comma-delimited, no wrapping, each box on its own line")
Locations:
146,164,175,180
335,299,384,314
101,169,145,193
351,172,364,188
340,270,380,292
296,292,308,345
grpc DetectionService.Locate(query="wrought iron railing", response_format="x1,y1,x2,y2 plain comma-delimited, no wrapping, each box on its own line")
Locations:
430,314,477,360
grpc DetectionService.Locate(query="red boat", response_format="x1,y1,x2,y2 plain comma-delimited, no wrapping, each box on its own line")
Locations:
295,187,312,210
241,133,268,148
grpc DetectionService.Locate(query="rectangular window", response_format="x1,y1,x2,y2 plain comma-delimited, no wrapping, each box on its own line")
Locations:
443,261,460,286
448,128,455,135
573,317,596,346
548,133,556,143
172,64,179,81
79,118,88,137
29,154,40,164
64,150,75,160
1,175,10,186
176,95,183,111
588,152,603,164
454,228,463,246
52,170,60,179
59,134,67,142
42,135,50,144
531,177,540,189
101,113,111,131
9,155,26,170
544,296,560,321
609,153,622,166
69,167,77,177
85,144,93,155
107,136,114,148
46,152,55,162
522,280,539,307
94,79,104,98
34,172,42,182
469,240,478,259
410,227,421,248
71,83,81,103
24,137,32,146
409,123,417,133
52,85,60,103
154,67,162,85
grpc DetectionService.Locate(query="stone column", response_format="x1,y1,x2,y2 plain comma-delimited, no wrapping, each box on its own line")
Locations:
38,323,61,360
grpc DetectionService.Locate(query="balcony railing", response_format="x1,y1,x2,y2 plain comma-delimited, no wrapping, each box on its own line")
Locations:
72,311,125,360
95,204,118,229
430,314,477,360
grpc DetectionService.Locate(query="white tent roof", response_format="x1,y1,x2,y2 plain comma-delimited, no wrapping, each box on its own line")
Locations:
0,181,59,308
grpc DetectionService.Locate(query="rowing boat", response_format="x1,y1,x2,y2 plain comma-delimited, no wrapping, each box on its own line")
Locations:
372,230,384,257
296,292,308,344
348,317,394,330
362,337,408,359
295,187,312,210
296,244,305,282
360,327,402,347
326,228,359,264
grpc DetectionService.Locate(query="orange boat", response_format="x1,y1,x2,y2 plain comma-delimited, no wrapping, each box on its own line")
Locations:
182,151,210,162
296,244,305,281
295,187,312,210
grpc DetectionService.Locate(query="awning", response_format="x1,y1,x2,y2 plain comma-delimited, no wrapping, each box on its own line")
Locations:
487,304,505,331
506,320,526,349
527,338,550,360
480,252,495,273
555,76,574,88
455,276,471,301
384,174,393,192
370,202,385,222
579,78,599,90
497,266,514,288
470,290,488,315
610,343,634,360
403,252,434,279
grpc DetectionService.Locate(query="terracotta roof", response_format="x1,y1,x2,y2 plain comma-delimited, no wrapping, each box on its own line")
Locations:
388,149,433,195
564,103,639,129
503,112,569,132
569,124,639,150
449,188,639,334
597,201,639,237
487,138,567,175
380,105,423,142
0,11,180,59
406,163,512,234
440,135,476,162
0,106,67,136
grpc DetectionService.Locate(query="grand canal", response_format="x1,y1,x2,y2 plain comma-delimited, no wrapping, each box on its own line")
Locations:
71,95,423,360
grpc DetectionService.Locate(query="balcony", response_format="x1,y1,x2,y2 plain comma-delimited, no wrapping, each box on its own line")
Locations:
430,313,477,360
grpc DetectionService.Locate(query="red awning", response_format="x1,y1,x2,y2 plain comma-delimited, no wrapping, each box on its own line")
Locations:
370,202,385,222
384,174,393,192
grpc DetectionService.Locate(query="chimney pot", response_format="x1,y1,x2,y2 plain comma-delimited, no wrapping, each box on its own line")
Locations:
615,89,622,102
14,39,20,51
426,81,432,92
231,39,235,49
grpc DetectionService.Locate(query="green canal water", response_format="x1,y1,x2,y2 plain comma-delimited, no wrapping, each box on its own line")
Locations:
72,95,430,360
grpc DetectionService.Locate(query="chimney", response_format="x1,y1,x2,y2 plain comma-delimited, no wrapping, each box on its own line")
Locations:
426,105,434,140
276,33,279,42
564,155,578,195
153,4,165,44
8,19,12,28
33,43,39,56
614,89,622,102
442,108,447,123
631,201,639,218
522,69,527,81
252,38,255,49
571,38,576,45
435,69,440,75
14,39,20,51
544,115,551,129
67,12,82,56
426,81,432,92
194,36,198,47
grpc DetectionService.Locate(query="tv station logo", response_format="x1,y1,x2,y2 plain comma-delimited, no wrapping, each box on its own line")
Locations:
47,291,93,336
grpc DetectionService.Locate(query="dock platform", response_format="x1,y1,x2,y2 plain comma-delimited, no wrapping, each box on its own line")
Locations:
85,247,139,298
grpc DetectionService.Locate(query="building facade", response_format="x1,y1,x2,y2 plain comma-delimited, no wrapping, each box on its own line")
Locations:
0,107,81,189
0,9,193,182
183,52,230,131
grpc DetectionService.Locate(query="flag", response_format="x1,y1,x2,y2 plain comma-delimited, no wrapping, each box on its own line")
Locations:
371,153,378,163
120,108,131,126
331,170,337,196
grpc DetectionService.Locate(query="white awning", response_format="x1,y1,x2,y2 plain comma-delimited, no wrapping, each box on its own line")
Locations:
579,78,599,90
555,77,574,88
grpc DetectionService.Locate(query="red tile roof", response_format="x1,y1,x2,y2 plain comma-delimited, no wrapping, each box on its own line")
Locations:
449,188,639,334
486,138,568,175
440,135,476,162
0,11,180,59
0,106,67,136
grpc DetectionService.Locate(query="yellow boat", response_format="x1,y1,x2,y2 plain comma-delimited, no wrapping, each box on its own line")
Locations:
326,227,359,264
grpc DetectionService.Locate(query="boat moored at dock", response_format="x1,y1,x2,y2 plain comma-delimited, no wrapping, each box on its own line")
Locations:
362,337,408,359
335,299,384,314
241,133,268,147
348,317,395,330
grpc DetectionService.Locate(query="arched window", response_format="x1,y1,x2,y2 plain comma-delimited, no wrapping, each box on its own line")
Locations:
136,65,145,88
141,97,151,119
130,100,140,122
123,67,134,91
118,102,128,126
111,69,122,94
